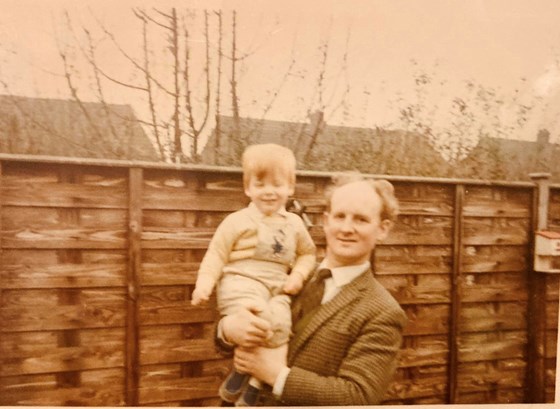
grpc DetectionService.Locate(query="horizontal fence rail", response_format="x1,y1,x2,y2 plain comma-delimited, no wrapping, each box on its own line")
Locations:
0,154,558,406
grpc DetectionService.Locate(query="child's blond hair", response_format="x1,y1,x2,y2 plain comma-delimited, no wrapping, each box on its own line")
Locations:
242,144,296,189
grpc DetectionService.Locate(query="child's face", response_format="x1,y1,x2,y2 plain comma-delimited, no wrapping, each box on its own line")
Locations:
245,173,294,216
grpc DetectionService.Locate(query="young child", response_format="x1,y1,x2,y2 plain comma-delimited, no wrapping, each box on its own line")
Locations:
191,143,316,406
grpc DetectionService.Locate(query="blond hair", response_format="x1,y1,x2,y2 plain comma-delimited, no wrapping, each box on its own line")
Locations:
325,172,399,222
242,144,296,188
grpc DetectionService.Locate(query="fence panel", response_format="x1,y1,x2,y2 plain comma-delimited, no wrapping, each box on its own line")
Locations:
0,157,558,406
0,162,129,406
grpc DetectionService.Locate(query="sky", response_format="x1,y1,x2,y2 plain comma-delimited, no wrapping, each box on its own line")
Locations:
2,0,560,149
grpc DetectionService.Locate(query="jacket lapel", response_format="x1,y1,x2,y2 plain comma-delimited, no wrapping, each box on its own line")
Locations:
289,270,372,361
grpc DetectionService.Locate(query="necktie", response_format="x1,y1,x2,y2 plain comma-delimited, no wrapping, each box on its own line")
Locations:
300,268,332,317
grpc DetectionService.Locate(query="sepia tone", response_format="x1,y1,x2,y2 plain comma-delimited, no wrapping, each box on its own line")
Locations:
1,1,560,407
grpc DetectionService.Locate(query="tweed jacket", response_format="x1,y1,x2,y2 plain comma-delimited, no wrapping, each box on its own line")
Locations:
261,267,407,406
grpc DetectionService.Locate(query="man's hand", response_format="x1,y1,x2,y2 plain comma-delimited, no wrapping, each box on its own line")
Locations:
221,306,273,348
234,344,288,386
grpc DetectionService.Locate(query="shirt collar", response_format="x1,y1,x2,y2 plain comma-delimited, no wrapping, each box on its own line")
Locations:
247,202,289,219
318,260,370,288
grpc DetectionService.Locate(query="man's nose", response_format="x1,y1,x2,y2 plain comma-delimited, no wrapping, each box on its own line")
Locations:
340,217,354,232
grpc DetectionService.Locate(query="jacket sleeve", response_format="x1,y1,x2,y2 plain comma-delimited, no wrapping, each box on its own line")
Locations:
280,307,406,405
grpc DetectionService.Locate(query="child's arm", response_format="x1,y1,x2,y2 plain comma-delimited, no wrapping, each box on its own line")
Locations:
191,214,239,305
283,215,316,295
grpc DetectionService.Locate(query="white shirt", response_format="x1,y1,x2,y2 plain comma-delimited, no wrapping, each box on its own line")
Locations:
272,261,371,397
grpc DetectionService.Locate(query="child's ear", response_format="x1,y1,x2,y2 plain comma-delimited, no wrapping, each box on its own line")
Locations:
289,184,295,196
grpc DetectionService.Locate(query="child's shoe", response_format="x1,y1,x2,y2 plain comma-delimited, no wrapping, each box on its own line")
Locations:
219,371,249,403
235,384,260,407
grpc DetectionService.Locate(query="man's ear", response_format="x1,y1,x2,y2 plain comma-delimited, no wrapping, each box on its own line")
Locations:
376,219,393,242
322,212,329,227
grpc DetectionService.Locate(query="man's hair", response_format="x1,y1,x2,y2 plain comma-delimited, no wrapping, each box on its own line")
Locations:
325,172,400,222
242,144,296,188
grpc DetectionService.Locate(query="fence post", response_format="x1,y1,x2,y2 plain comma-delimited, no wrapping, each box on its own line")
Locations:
126,168,143,405
0,161,3,401
447,183,464,403
527,172,550,402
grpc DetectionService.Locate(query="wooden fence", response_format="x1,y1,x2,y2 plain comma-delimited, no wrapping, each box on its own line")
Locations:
0,154,558,406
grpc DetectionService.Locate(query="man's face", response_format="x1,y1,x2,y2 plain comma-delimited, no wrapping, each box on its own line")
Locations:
323,181,391,268
245,174,294,216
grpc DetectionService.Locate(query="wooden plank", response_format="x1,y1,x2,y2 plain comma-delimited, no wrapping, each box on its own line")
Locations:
2,227,127,249
141,227,215,249
401,304,450,336
546,301,559,330
375,245,452,275
377,274,450,305
139,304,216,326
138,375,221,405
1,288,126,308
1,207,127,230
393,183,454,217
140,286,194,307
384,374,447,400
546,330,557,359
140,262,198,286
462,217,530,245
0,161,4,398
143,209,200,228
463,186,532,218
460,272,528,303
462,245,528,273
143,185,248,211
140,338,224,365
2,302,126,332
1,368,125,406
2,341,124,376
527,178,548,403
459,338,526,362
398,335,448,368
140,323,216,342
459,302,527,332
455,366,525,393
384,215,453,246
125,167,142,406
448,183,464,404
1,263,126,289
1,180,127,208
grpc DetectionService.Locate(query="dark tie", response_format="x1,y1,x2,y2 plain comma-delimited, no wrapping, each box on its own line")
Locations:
300,268,332,317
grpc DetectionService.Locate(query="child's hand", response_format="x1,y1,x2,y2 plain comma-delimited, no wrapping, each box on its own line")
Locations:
191,278,214,305
283,272,304,295
191,287,211,305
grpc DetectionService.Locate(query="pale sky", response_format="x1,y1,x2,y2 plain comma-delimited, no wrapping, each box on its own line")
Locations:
2,0,560,147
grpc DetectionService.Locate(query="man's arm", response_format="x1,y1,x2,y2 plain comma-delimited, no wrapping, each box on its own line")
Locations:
281,308,406,406
235,306,406,406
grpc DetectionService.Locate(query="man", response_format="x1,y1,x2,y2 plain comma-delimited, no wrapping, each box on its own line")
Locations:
218,174,407,406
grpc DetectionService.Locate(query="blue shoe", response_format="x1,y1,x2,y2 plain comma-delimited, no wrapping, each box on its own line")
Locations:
219,371,249,403
235,384,260,407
